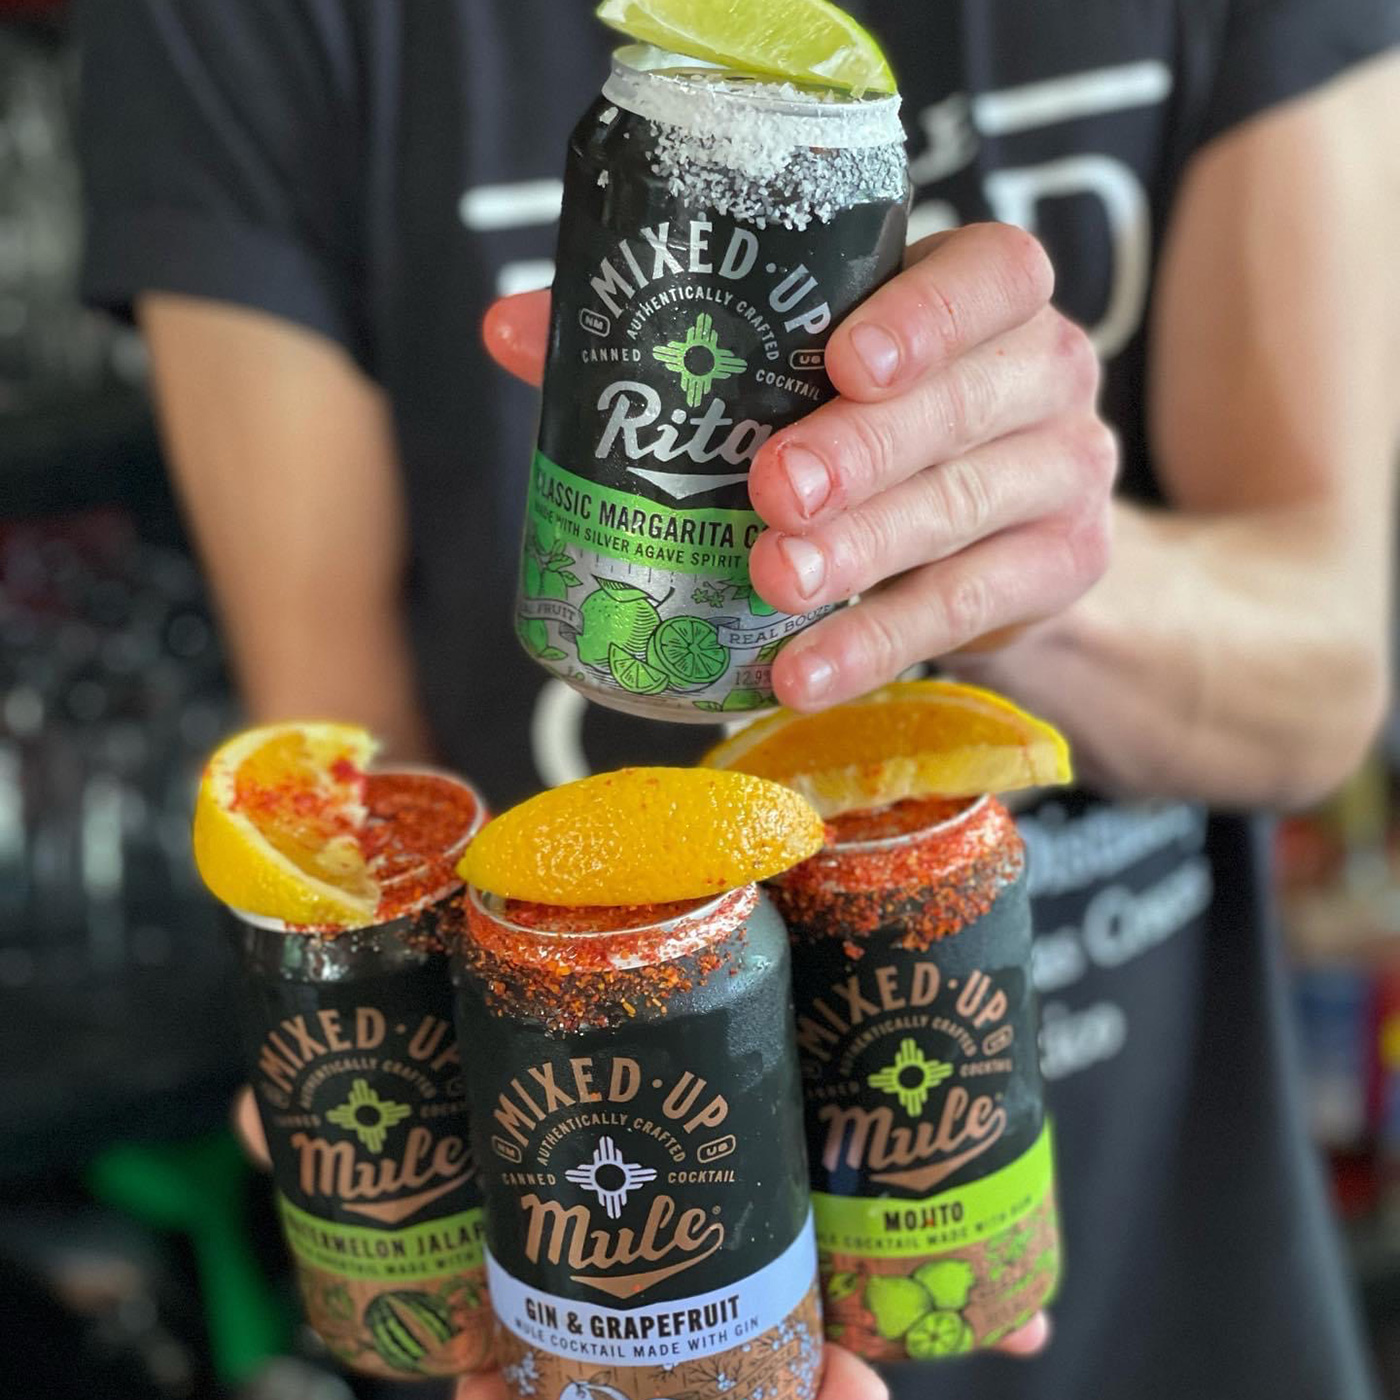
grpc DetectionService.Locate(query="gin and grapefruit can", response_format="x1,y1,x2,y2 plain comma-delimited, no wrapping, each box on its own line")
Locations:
771,796,1061,1362
516,46,909,721
230,771,495,1380
452,886,824,1399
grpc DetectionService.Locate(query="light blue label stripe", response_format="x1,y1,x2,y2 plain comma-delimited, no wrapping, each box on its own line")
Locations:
486,1211,817,1364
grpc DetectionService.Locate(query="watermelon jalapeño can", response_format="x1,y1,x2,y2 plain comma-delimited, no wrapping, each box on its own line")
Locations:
451,885,824,1400
771,796,1061,1362
229,770,496,1381
516,45,909,721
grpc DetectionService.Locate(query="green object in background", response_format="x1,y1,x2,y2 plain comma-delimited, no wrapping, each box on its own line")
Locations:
87,1130,292,1384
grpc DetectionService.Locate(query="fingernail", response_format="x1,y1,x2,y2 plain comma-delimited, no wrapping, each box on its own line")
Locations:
781,445,831,520
792,650,836,702
777,535,827,600
849,322,901,387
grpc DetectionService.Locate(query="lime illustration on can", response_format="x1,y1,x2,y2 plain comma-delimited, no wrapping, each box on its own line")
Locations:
516,45,909,721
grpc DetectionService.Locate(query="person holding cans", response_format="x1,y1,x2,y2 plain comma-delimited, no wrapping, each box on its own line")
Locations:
78,0,1400,1397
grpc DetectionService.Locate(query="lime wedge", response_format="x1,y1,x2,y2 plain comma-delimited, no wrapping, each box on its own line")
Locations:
596,0,896,96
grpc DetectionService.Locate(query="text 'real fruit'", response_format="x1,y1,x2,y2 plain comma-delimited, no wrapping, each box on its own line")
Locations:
458,766,824,906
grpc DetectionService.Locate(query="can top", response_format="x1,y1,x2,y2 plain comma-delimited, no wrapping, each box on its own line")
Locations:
600,44,908,231
456,884,764,1033
464,883,756,972
604,44,904,150
769,795,1026,947
232,766,486,938
825,793,992,853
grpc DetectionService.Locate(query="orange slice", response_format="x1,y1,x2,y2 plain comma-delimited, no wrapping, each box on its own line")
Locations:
192,722,379,926
458,766,824,905
701,680,1071,818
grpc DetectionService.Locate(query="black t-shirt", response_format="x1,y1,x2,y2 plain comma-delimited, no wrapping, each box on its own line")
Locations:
77,3,1399,1397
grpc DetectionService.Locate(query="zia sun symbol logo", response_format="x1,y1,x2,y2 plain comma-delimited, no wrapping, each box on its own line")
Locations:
868,1039,954,1117
565,1136,657,1219
325,1079,412,1153
653,312,747,408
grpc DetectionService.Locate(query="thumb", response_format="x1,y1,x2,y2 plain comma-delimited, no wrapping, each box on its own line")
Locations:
818,1344,888,1400
483,289,551,387
231,1086,271,1171
455,1372,509,1400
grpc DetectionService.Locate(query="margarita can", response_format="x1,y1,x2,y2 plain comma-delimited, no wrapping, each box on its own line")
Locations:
452,887,824,1399
771,797,1060,1362
516,46,909,720
229,772,495,1380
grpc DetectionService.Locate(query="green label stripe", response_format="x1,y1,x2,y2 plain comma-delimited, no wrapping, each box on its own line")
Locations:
814,1124,1055,1260
278,1195,485,1283
527,452,761,585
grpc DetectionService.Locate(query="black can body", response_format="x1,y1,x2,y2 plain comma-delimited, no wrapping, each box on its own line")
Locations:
232,912,493,1379
452,888,825,1400
516,48,910,721
772,798,1061,1362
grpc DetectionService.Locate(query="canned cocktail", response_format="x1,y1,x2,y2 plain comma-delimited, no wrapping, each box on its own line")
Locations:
772,796,1061,1362
453,887,824,1399
516,45,909,720
195,738,497,1381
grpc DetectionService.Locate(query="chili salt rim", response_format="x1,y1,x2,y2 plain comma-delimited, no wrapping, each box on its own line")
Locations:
465,883,757,972
230,766,487,936
827,793,992,855
231,884,464,938
372,763,487,891
768,794,1023,945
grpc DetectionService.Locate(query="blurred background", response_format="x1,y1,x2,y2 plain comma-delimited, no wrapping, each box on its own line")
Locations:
0,5,1396,1399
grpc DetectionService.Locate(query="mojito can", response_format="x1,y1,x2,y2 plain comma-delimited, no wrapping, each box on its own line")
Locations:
517,45,909,721
230,772,495,1380
770,797,1061,1362
452,887,823,1399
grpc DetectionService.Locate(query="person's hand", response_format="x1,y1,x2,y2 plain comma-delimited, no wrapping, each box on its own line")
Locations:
236,1086,1048,1385
484,221,1116,711
454,1341,901,1400
451,1327,1051,1400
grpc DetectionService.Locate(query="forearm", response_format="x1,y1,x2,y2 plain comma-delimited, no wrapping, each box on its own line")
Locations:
141,295,435,760
951,499,1391,810
226,590,432,761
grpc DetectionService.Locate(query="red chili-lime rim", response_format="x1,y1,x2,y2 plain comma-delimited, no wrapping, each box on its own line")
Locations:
824,793,992,854
464,883,756,972
232,766,487,934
